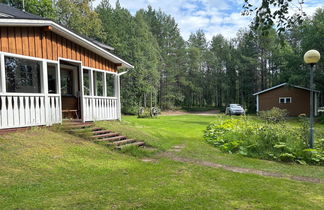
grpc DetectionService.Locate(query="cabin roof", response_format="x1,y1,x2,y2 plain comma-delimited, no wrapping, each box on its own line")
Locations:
253,83,320,96
0,3,48,20
0,3,130,68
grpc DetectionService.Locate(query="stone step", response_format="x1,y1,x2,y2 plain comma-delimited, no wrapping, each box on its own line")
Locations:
116,141,145,149
110,139,136,146
91,132,119,139
94,136,127,142
93,130,112,135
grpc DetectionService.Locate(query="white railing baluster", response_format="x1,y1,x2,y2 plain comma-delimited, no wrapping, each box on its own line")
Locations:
1,96,7,127
19,96,25,126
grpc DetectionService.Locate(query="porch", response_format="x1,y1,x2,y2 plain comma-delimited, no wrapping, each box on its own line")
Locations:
0,52,121,130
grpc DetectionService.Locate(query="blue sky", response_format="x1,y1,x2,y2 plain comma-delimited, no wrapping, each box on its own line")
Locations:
94,0,323,41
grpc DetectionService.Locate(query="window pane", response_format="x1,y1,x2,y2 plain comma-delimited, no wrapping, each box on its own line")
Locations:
94,71,103,96
106,74,115,97
286,98,291,103
48,64,57,94
61,69,73,95
5,56,41,93
279,98,285,103
83,69,90,96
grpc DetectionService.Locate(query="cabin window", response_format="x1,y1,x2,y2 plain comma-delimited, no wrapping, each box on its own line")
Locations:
48,64,57,94
279,97,292,104
94,71,104,96
83,69,90,96
5,56,41,93
106,73,115,97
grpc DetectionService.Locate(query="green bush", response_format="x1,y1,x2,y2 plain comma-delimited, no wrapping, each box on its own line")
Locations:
204,118,324,165
259,107,288,123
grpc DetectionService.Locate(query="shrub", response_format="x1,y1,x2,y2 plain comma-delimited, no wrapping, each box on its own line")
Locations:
204,118,324,165
259,107,288,123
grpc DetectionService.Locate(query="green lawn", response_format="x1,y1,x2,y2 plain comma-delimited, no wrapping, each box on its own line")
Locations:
0,115,323,209
98,114,324,179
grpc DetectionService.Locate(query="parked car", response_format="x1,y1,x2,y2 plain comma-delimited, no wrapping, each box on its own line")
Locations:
225,104,245,115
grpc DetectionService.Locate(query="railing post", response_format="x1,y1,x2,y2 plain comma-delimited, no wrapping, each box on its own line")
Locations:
117,74,121,121
0,54,6,93
41,61,50,125
80,66,85,123
103,72,107,97
57,61,62,123
90,69,95,121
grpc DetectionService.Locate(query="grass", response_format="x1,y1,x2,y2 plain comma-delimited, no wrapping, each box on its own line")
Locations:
97,115,324,179
0,115,323,209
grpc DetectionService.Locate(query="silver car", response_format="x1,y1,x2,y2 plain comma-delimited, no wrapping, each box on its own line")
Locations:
225,104,245,115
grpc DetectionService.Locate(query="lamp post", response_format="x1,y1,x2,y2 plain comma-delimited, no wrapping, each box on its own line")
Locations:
304,50,321,148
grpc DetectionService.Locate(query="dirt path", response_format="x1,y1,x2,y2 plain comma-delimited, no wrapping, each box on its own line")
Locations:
149,145,322,184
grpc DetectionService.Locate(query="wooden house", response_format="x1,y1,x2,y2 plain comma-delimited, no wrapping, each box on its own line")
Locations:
253,83,320,116
0,4,133,130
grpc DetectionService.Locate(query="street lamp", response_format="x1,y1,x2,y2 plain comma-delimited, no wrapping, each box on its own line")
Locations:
304,50,321,148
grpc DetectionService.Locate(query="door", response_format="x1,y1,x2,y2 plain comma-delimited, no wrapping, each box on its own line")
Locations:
60,65,81,119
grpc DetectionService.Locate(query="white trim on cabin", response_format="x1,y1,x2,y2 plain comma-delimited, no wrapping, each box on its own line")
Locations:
0,18,134,69
253,83,320,96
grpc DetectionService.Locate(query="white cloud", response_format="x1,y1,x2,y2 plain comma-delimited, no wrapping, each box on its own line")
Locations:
93,0,323,41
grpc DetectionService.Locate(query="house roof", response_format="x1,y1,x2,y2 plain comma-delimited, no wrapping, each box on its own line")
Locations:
0,3,48,20
253,83,320,96
0,4,132,69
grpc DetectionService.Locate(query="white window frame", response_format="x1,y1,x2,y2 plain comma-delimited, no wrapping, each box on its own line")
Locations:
279,97,292,104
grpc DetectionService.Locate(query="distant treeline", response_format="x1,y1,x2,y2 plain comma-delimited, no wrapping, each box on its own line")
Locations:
5,0,324,113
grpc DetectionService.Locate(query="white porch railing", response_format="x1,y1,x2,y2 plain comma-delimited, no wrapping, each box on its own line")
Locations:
0,94,60,129
83,96,118,121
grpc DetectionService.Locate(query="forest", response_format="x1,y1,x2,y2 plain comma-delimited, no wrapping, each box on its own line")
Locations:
2,0,324,113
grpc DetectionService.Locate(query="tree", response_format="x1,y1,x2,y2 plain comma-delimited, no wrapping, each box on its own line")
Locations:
242,0,306,34
0,0,56,18
55,0,104,40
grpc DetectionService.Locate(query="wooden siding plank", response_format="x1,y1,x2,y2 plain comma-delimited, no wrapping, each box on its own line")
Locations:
8,27,16,54
52,32,58,60
89,51,93,68
85,49,89,67
28,27,35,57
76,45,81,61
81,47,86,66
21,27,29,56
15,27,23,55
35,28,42,58
46,31,53,60
67,40,72,59
62,37,67,58
41,30,47,59
57,35,62,59
71,42,76,60
1,27,8,52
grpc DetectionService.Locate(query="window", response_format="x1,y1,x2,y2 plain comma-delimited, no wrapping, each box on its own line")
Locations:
83,69,90,96
94,71,104,96
5,56,41,93
106,73,115,97
48,64,57,94
61,69,73,96
279,97,292,104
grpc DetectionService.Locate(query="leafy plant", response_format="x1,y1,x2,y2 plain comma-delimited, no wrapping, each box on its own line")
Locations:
259,107,288,123
204,118,324,165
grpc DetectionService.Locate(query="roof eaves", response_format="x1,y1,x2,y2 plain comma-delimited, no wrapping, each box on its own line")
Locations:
253,83,287,96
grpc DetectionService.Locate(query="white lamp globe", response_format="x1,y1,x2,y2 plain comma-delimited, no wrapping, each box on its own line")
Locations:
304,50,321,64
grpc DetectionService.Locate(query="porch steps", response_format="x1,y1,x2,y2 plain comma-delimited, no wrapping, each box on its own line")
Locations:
94,136,127,142
91,132,120,139
63,121,145,149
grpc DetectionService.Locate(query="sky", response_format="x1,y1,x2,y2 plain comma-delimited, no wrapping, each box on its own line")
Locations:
93,0,323,41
